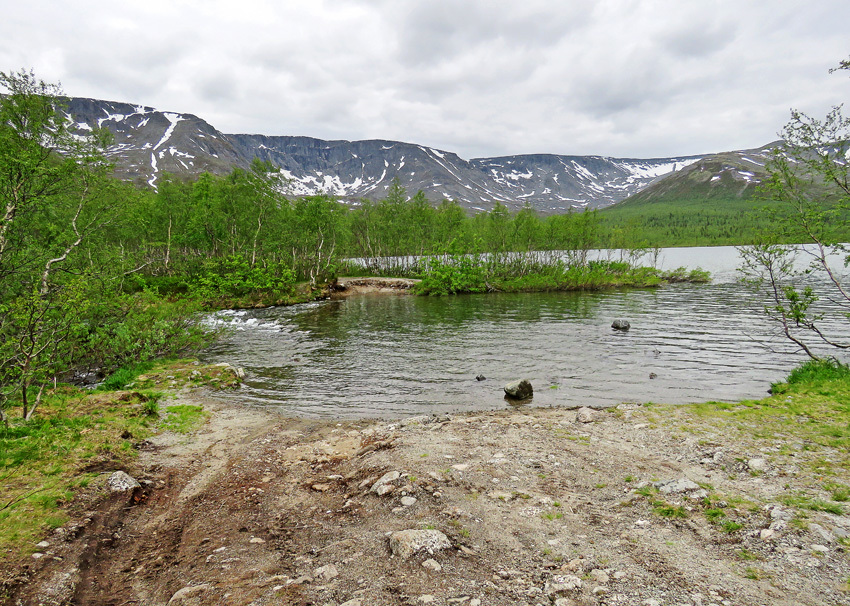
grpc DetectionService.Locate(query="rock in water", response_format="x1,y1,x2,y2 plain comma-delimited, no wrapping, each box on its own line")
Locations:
611,319,630,331
504,379,533,400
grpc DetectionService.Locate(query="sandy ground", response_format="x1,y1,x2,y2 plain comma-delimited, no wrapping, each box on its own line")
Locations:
9,382,850,606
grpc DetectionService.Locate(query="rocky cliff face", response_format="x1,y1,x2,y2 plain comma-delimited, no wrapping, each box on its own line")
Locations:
66,96,745,212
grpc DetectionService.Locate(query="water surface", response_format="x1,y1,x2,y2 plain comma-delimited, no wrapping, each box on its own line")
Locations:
201,245,848,418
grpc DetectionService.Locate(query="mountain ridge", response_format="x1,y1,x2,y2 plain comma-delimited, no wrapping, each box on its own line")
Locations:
64,96,766,213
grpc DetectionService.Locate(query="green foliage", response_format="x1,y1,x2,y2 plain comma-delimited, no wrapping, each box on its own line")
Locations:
787,358,850,385
192,254,296,299
738,57,850,361
99,361,156,391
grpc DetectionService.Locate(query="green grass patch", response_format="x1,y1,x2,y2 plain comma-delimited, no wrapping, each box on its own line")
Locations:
159,405,208,434
651,500,688,518
0,360,218,564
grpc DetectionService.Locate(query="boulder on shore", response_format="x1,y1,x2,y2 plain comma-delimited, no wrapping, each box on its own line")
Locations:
504,379,533,400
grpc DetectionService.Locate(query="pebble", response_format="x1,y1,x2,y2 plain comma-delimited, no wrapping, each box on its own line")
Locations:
655,478,701,494
311,483,331,492
339,600,362,606
107,470,141,492
314,563,339,580
167,584,212,605
370,471,400,494
401,496,417,507
810,544,829,553
590,569,610,584
576,407,597,423
452,464,470,471
249,537,265,544
389,529,451,559
748,458,769,472
418,596,436,604
421,558,442,572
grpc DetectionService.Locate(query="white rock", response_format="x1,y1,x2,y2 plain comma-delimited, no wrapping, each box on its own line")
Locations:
36,540,50,548
249,537,265,544
389,529,451,559
107,471,140,492
421,558,442,572
760,529,775,541
576,407,597,423
418,597,436,604
590,569,610,584
339,600,362,606
314,563,339,580
167,584,212,605
545,574,582,594
370,471,400,494
656,478,700,494
811,544,829,553
748,458,769,472
400,496,417,507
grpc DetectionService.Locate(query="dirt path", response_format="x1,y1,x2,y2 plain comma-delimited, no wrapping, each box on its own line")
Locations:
10,391,850,606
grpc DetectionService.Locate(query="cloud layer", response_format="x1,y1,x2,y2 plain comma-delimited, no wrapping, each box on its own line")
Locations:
2,0,848,159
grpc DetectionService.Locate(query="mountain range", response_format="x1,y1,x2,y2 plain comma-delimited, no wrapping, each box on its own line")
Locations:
64,97,772,213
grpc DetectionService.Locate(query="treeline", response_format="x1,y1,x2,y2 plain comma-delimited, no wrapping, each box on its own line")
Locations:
118,175,606,287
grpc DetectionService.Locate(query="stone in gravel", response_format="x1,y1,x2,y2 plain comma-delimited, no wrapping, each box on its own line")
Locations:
554,600,572,606
769,506,793,521
314,564,339,580
451,464,469,471
504,379,533,400
545,575,582,595
371,471,400,494
760,529,775,541
339,600,362,606
613,570,627,580
375,484,395,496
655,478,700,494
107,471,140,492
167,584,212,605
809,523,835,543
810,544,829,553
419,597,436,604
389,529,451,559
400,496,417,507
488,491,513,502
748,458,769,472
311,483,331,492
421,558,442,571
31,553,44,559
249,537,265,544
590,569,609,584
575,407,596,423
36,540,50,548
593,586,609,595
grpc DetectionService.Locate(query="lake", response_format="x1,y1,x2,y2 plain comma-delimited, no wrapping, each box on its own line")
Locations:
200,245,849,418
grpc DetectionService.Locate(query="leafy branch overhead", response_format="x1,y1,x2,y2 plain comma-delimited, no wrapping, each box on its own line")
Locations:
738,56,850,361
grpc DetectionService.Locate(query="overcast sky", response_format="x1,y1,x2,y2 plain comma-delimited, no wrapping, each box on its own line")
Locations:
2,1,848,159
